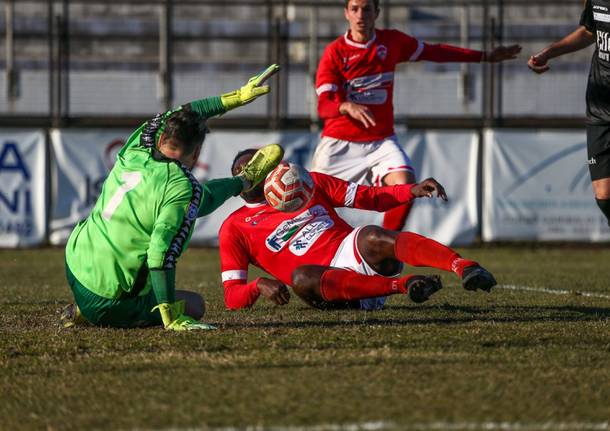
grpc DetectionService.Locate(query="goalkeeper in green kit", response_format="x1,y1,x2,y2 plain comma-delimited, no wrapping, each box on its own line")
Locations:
63,65,283,331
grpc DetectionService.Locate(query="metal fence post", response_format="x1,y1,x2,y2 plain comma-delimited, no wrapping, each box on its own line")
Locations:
496,0,504,122
459,5,474,108
61,0,69,121
47,0,54,121
482,0,493,127
159,0,173,111
308,5,319,131
5,0,20,109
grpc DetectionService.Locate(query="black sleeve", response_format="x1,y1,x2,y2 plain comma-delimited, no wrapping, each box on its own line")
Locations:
580,0,595,32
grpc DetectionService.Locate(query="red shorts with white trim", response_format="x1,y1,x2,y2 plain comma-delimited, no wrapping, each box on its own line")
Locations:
311,135,415,186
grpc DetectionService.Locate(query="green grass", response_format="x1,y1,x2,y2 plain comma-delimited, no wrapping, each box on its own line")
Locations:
1,246,610,430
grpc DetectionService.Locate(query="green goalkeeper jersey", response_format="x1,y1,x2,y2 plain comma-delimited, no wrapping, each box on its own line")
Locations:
65,97,235,299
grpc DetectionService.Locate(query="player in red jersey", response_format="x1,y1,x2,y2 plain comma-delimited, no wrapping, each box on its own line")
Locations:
313,0,521,232
218,149,497,310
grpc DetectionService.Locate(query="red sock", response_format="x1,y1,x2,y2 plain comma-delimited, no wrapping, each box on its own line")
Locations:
382,202,413,231
319,269,414,302
394,232,477,276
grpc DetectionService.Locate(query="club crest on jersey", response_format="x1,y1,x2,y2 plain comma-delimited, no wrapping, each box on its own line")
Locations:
245,208,267,226
376,45,388,61
186,202,198,221
265,205,329,253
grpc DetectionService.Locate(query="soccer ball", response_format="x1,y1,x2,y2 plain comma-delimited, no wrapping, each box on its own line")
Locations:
264,162,314,212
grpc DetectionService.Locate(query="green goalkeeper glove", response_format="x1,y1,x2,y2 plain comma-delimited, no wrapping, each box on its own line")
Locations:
152,301,217,331
167,314,217,331
220,64,280,111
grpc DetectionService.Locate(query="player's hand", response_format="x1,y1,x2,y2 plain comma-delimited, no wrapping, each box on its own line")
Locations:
484,44,522,63
166,314,217,331
152,302,217,331
411,178,448,201
221,64,280,111
258,278,290,306
527,52,550,74
340,101,376,128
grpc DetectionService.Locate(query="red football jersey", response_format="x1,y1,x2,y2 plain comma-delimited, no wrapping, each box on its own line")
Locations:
218,172,415,309
316,29,483,142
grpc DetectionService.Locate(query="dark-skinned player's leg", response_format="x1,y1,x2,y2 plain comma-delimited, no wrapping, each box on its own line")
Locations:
291,225,496,309
356,225,497,292
291,264,438,308
291,265,361,310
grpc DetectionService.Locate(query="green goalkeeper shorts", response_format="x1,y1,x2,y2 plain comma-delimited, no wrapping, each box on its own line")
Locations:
65,264,162,328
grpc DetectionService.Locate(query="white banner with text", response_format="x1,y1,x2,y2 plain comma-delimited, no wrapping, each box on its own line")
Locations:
0,130,47,247
49,129,131,244
483,129,610,241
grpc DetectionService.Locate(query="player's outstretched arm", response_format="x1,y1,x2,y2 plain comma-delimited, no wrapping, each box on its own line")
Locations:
528,27,594,74
484,45,522,63
197,144,284,218
417,42,520,63
220,64,280,111
411,178,448,201
184,64,280,119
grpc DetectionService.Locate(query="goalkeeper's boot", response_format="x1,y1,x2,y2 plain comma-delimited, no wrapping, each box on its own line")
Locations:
238,143,284,192
461,265,497,292
60,303,88,328
407,275,443,304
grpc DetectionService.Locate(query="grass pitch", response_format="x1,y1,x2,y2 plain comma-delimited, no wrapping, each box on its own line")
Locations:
1,245,609,431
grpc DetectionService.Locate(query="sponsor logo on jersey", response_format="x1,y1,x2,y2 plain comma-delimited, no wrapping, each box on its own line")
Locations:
346,72,394,105
288,216,335,256
376,44,388,61
588,157,597,165
342,54,361,71
594,5,608,11
594,11,610,22
265,204,329,253
597,30,610,61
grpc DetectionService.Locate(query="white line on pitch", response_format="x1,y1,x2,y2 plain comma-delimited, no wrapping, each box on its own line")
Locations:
497,284,610,300
152,420,610,431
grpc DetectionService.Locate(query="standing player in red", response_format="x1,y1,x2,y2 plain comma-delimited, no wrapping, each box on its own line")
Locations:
218,149,496,311
313,0,521,231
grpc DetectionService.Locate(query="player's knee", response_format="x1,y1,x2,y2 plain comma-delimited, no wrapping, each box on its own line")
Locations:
291,266,320,297
360,225,395,255
291,267,310,294
188,295,205,320
177,290,205,320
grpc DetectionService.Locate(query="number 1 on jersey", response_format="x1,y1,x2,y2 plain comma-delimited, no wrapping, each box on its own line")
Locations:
102,171,142,220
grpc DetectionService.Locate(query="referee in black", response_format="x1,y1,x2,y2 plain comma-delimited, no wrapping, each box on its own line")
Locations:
528,0,610,226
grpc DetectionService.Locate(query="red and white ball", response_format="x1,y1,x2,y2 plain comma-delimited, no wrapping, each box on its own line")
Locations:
264,162,314,212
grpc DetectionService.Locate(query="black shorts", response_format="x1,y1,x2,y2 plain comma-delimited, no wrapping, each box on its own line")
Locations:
586,124,610,181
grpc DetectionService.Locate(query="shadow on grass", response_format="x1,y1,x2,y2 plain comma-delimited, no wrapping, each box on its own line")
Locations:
220,304,610,330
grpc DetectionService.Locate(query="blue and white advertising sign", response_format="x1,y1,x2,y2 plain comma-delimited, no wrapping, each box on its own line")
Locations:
0,130,47,247
49,129,130,244
483,129,610,241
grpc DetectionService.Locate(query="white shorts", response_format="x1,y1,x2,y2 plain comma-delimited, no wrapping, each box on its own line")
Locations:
330,227,400,311
311,135,415,186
